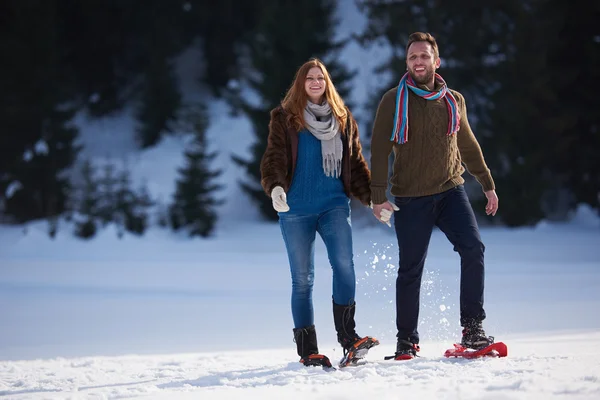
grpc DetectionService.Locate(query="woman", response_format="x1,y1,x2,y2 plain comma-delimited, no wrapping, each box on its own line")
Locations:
260,58,378,368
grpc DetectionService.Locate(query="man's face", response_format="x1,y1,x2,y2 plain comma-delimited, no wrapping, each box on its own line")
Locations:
406,41,440,85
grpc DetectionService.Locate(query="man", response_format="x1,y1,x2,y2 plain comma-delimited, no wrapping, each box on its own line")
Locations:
370,32,499,360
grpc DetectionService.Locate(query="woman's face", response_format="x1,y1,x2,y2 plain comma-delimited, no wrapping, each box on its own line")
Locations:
304,67,326,103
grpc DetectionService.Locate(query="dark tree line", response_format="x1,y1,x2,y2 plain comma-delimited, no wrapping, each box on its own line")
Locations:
1,0,598,237
0,0,258,236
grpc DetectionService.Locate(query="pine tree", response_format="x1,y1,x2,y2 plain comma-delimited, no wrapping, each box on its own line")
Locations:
540,0,600,215
475,0,600,225
2,109,80,224
114,168,152,238
73,160,100,239
475,1,554,226
135,57,182,148
91,161,153,238
0,0,80,224
56,0,197,117
96,163,118,226
132,0,185,149
187,1,261,94
169,105,222,237
229,0,355,221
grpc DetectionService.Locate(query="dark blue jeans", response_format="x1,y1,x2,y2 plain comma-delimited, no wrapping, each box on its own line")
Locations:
279,207,356,329
393,185,486,343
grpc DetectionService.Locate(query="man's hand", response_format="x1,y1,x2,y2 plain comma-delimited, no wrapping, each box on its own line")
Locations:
371,201,400,227
484,190,499,216
271,186,290,212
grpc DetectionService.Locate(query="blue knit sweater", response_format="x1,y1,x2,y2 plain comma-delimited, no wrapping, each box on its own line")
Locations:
285,130,349,214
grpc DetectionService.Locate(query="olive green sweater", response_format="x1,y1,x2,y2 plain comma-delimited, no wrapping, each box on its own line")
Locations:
370,84,495,205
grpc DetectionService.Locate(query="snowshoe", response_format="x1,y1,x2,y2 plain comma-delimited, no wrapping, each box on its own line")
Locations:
444,341,508,359
339,336,380,367
300,353,334,368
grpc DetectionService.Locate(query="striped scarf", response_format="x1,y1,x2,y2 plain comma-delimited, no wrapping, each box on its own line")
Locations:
391,72,460,144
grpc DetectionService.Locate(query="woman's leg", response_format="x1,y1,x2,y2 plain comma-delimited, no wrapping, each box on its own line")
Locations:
279,213,319,328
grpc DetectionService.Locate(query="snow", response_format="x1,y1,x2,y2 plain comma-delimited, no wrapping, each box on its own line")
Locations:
1,218,599,399
1,2,600,399
2,334,600,400
33,140,48,156
4,181,22,199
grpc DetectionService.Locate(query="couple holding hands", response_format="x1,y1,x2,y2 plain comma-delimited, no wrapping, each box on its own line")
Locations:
260,32,499,368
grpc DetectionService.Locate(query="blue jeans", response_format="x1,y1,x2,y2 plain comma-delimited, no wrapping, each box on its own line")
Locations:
279,206,356,329
393,185,486,343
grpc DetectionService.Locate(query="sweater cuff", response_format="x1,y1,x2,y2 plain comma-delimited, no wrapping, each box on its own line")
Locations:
477,174,495,192
371,187,389,205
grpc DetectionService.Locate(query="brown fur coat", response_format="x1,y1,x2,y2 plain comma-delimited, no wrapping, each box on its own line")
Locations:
260,105,371,206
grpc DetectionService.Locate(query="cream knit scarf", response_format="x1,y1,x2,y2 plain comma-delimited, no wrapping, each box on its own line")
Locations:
303,101,343,178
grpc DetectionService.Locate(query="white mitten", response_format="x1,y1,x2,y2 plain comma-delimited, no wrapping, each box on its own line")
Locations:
371,201,399,227
271,186,290,212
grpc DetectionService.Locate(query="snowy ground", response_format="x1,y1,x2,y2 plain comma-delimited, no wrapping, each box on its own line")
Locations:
2,332,600,400
1,214,600,399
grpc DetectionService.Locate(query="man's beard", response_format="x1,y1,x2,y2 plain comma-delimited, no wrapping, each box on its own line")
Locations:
409,67,435,86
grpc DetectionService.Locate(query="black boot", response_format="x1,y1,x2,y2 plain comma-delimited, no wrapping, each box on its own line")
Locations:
384,338,420,360
332,301,379,367
461,320,494,350
332,301,359,346
292,325,332,368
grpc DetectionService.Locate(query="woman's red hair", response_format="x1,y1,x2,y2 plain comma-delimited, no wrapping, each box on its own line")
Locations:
281,58,348,133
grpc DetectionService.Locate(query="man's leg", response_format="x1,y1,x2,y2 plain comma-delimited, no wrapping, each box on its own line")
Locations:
393,195,436,344
434,185,486,326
